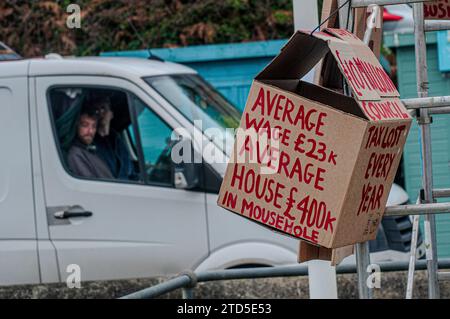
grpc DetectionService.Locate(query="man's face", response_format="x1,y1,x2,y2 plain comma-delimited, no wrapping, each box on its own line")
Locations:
77,114,97,145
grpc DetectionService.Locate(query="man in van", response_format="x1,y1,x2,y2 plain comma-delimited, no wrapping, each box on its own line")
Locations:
67,107,114,179
91,97,137,181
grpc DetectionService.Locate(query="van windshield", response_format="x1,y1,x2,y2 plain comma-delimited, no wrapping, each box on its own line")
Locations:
0,42,21,61
144,74,242,155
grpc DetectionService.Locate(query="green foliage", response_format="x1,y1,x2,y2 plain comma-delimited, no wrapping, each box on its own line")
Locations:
1,0,294,57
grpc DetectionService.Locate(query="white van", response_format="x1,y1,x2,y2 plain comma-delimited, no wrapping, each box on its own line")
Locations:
0,55,412,286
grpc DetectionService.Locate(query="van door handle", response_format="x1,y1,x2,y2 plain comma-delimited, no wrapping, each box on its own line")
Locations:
54,211,93,219
54,206,93,219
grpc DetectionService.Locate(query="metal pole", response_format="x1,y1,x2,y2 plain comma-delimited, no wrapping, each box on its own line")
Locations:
403,96,450,118
406,215,421,298
428,106,450,115
413,1,440,299
119,275,192,299
119,259,450,298
355,242,372,299
406,197,421,299
363,4,380,45
402,96,450,109
385,201,450,216
425,20,450,32
195,259,450,282
182,287,194,299
433,188,450,198
409,107,450,117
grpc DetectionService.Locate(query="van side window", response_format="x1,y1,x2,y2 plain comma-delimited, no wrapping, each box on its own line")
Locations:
128,94,173,186
49,87,140,182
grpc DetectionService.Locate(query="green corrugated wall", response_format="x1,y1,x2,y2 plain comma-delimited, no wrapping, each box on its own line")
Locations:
385,32,450,257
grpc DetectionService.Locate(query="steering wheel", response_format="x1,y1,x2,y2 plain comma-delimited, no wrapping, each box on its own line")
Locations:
146,140,174,182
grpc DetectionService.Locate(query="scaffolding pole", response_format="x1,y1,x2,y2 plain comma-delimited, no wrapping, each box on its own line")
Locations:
425,20,450,32
413,1,440,299
402,96,450,109
385,202,450,217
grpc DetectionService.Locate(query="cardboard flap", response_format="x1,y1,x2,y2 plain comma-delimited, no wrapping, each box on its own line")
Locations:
322,28,400,101
296,80,368,119
331,245,354,265
299,241,331,262
259,79,367,120
256,31,329,80
327,40,380,101
298,241,354,266
257,28,399,101
325,28,365,45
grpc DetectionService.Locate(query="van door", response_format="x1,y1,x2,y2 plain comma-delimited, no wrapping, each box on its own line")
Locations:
0,76,40,285
34,76,208,282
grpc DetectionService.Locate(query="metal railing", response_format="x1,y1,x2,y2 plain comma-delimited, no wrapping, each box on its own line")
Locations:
119,259,450,299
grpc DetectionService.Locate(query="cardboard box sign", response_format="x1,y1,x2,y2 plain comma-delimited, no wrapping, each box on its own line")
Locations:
217,28,412,257
424,0,450,20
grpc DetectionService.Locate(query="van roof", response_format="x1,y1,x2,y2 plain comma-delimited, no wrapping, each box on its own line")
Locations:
0,56,197,79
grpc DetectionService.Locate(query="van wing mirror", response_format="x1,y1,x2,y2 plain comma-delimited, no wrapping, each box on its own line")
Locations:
171,136,201,190
174,162,200,189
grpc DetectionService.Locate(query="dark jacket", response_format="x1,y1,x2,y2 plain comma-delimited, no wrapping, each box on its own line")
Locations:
95,130,138,181
67,139,114,179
